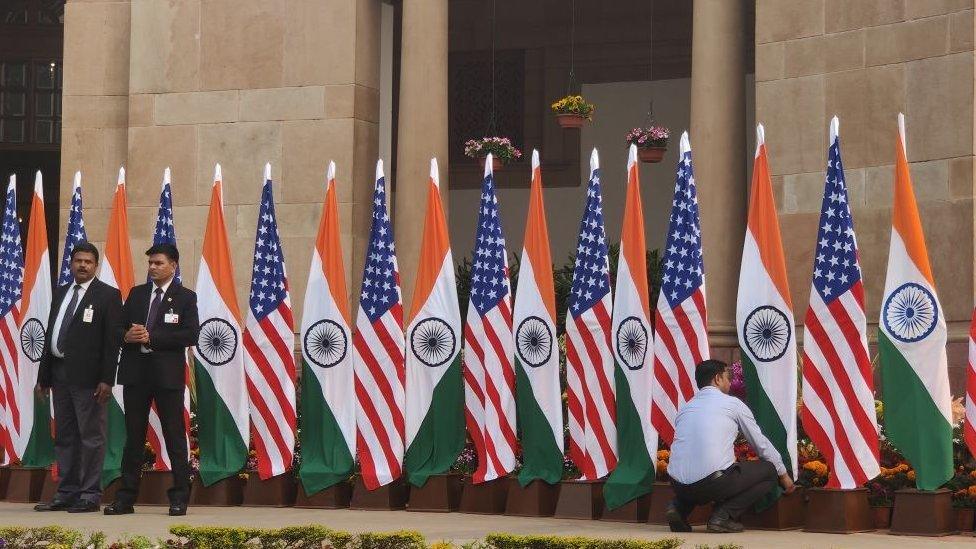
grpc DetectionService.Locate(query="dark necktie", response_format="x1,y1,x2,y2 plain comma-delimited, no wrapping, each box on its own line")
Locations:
147,287,163,328
56,284,82,354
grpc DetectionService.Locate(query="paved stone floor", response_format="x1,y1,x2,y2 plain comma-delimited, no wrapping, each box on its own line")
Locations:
0,502,973,547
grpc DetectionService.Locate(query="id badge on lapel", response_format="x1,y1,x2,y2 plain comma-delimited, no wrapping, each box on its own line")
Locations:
164,309,180,324
82,305,94,323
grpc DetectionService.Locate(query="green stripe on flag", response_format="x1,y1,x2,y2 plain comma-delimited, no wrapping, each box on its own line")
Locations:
740,354,792,475
297,360,354,494
603,365,653,510
405,355,464,487
101,398,126,487
21,392,54,468
878,331,953,491
515,359,562,486
194,358,248,486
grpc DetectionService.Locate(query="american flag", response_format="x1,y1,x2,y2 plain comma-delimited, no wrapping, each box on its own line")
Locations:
462,157,517,483
801,118,879,488
564,150,617,480
353,161,405,489
0,178,22,463
966,308,976,461
146,168,191,472
650,132,709,445
243,164,297,479
58,172,86,286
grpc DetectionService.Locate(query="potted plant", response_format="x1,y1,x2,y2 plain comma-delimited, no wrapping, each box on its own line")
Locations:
551,95,595,129
464,137,522,172
626,126,670,164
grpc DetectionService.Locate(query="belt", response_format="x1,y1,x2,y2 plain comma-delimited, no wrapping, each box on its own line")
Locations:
679,465,735,489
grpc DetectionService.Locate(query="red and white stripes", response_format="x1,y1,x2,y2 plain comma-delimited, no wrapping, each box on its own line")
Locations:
354,308,406,488
965,307,976,460
650,290,708,444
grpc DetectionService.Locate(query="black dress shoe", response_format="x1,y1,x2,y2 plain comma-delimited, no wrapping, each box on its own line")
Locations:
103,502,135,515
665,502,692,532
67,500,100,513
706,514,744,533
168,502,187,516
33,500,72,512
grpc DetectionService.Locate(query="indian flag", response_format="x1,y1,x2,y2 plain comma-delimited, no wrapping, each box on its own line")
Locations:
16,171,54,468
194,164,249,486
297,161,355,494
513,150,563,486
97,167,135,484
878,113,952,491
604,145,656,509
736,125,798,479
404,158,464,487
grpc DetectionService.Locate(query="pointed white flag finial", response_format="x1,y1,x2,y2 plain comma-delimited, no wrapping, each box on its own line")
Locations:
627,144,638,169
430,157,440,188
484,153,494,178
679,131,691,156
829,116,840,145
73,171,81,191
7,174,14,192
327,160,336,184
897,112,907,156
531,149,540,172
214,163,222,185
264,162,272,183
117,166,126,186
34,170,43,195
163,167,171,186
589,148,599,175
755,124,766,158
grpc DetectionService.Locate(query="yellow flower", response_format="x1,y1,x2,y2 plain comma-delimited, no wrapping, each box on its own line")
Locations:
657,449,670,460
656,459,668,473
906,470,916,481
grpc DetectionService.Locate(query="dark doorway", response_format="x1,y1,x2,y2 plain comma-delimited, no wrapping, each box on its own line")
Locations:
0,0,65,268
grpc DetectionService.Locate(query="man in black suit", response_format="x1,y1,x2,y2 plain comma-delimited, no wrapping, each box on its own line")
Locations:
34,242,123,513
104,243,199,517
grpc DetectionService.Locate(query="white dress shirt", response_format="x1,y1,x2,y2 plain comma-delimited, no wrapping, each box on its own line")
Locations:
667,386,787,484
50,277,95,358
141,277,173,353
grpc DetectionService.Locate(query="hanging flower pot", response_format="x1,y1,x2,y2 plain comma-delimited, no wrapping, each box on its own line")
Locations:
551,95,595,130
481,155,502,173
626,126,670,164
464,136,522,172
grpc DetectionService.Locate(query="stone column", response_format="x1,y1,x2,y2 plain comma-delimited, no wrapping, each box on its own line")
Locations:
394,0,449,314
690,0,747,347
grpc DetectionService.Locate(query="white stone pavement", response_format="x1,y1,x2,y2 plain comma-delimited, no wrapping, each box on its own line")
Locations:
0,502,972,548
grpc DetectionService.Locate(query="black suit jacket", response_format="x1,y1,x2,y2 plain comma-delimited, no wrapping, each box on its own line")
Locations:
38,278,124,388
118,281,200,390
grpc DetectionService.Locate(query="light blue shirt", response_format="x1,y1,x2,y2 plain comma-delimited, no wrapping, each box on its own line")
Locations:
667,386,787,484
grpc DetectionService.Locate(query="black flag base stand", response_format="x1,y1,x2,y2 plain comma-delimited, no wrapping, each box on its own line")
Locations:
407,473,462,512
4,467,44,503
241,473,297,507
459,477,508,514
294,480,352,509
190,476,243,506
741,488,805,530
889,488,957,536
601,493,651,523
554,479,603,519
804,487,874,533
504,477,559,517
349,477,408,510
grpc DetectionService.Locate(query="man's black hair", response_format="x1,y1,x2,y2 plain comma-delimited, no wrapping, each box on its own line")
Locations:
70,241,99,263
695,359,728,389
146,243,179,263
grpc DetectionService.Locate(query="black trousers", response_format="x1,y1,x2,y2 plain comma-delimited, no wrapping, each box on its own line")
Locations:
51,383,107,504
115,384,190,505
671,460,777,521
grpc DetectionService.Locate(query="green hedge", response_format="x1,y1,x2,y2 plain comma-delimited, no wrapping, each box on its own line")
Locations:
482,534,683,549
0,526,686,549
0,526,105,549
168,525,425,549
